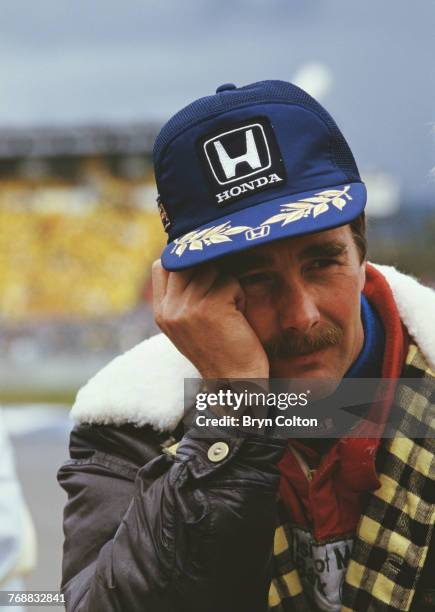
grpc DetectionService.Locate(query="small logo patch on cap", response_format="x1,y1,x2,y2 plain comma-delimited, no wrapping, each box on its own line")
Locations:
199,117,286,206
157,197,171,231
245,225,271,241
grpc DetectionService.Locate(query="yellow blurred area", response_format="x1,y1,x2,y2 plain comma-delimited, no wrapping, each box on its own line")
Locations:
0,178,166,320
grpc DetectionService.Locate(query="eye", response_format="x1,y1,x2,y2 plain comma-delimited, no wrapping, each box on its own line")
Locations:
309,258,340,270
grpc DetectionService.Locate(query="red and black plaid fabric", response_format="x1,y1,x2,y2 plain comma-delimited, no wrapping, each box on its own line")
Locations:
268,344,435,611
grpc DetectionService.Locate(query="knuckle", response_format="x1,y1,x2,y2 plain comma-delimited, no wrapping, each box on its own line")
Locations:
169,311,188,327
160,309,181,328
154,310,164,327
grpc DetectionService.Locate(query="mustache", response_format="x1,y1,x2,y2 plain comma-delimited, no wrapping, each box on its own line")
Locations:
263,324,343,361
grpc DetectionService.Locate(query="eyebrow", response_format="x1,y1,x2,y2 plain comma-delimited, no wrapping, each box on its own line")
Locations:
220,240,348,274
299,240,348,260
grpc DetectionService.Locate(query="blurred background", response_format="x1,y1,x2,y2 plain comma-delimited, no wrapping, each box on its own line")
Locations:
0,0,433,609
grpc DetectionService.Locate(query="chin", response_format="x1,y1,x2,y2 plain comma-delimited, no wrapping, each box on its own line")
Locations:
269,354,344,399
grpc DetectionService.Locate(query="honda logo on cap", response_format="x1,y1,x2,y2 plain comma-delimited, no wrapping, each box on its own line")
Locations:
204,123,271,185
199,116,286,206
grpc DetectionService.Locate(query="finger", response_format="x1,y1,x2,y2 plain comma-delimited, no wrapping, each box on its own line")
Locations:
183,264,220,303
151,259,169,312
206,273,246,309
165,266,197,300
235,283,246,313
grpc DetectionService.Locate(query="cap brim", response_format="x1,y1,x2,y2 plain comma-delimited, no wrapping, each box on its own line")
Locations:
161,182,366,271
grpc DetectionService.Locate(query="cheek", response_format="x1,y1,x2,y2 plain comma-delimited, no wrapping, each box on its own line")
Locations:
321,276,362,340
244,296,278,342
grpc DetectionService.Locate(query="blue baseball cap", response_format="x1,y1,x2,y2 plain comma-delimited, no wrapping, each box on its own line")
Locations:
153,80,366,271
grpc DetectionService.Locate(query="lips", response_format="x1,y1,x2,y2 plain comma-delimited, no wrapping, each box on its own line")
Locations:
284,346,331,362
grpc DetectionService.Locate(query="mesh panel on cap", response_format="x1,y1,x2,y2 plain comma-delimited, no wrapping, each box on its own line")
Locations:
153,80,360,181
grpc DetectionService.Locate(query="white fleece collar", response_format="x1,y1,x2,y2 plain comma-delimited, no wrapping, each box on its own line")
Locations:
71,264,435,432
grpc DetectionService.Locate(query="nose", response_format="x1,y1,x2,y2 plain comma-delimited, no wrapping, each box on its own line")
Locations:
277,279,321,334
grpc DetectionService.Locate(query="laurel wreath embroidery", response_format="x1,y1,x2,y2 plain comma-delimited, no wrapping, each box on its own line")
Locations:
170,186,353,257
171,222,252,257
261,185,352,227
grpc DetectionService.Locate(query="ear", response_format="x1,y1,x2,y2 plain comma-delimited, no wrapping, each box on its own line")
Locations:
359,260,367,292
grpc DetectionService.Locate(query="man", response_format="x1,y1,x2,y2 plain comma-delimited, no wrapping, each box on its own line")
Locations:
58,81,435,611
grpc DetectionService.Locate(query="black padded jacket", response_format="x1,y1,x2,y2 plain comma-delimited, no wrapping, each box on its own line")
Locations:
58,421,287,612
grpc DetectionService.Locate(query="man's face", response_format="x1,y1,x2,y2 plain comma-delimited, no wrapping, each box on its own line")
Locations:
220,225,366,382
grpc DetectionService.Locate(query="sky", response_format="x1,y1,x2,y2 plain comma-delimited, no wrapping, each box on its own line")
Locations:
0,0,433,205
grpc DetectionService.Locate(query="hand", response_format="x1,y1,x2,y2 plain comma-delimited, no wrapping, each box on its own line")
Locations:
152,259,269,380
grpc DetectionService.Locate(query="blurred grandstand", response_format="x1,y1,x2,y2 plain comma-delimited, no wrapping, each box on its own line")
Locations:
0,124,433,402
0,124,165,400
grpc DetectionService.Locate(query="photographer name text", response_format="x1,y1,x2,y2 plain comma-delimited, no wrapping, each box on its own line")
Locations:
195,414,318,428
